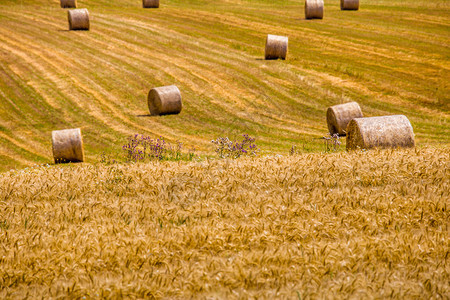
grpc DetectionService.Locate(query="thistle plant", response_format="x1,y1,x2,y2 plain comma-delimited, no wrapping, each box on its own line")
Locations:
323,133,341,152
289,145,298,156
121,134,195,162
211,134,258,159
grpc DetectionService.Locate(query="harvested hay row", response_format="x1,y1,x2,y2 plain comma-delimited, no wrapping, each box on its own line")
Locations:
68,8,89,31
341,0,359,10
265,34,288,60
52,128,85,164
143,0,159,8
148,85,182,116
346,115,415,150
60,0,76,8
327,102,363,136
305,0,324,19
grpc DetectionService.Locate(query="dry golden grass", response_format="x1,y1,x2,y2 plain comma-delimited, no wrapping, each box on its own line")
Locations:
0,148,448,298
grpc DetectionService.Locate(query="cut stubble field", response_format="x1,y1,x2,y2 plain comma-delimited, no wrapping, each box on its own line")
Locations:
0,0,449,170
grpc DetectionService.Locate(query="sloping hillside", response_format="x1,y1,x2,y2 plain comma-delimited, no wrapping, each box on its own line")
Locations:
0,0,449,170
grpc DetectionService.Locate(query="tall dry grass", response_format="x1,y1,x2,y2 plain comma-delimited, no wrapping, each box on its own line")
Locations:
0,148,448,298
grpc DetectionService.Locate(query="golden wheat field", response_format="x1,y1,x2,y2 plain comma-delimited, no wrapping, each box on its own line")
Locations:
0,148,448,298
1,0,449,298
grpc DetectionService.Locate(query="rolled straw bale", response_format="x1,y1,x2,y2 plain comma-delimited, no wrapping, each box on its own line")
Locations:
327,102,363,136
148,85,182,116
265,34,288,60
346,115,415,150
305,0,324,19
68,8,89,30
52,128,85,163
340,0,359,10
60,0,77,8
143,0,159,8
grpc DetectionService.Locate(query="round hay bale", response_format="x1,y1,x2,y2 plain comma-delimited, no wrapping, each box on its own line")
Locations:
265,34,288,60
68,8,89,31
60,0,77,8
346,115,415,150
341,0,359,10
148,85,182,116
143,0,159,8
305,0,324,19
327,102,363,136
52,128,85,164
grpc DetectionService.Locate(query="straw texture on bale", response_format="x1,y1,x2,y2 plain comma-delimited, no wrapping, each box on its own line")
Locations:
143,0,159,8
346,115,415,150
68,8,89,30
265,34,288,60
52,128,85,164
340,0,359,10
60,0,77,8
305,0,324,19
148,85,182,116
327,102,363,136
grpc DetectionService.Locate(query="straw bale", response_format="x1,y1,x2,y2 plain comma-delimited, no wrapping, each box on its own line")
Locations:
68,8,89,31
327,102,363,136
341,0,359,10
148,85,182,116
60,0,76,8
143,0,159,8
265,34,288,60
52,128,85,164
305,0,324,19
346,115,415,150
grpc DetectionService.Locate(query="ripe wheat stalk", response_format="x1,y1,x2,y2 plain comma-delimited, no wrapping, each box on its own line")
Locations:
0,147,448,298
